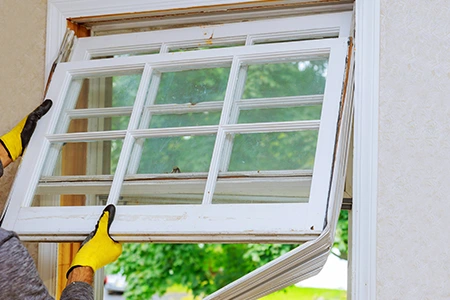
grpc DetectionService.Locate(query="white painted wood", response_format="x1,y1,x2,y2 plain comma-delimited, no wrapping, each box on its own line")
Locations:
5,38,349,239
307,39,348,231
146,102,223,114
203,57,242,204
38,243,58,296
236,95,323,110
127,71,162,175
50,0,352,20
69,38,337,73
13,204,320,243
70,12,352,61
91,5,352,34
106,64,154,204
352,0,379,299
46,130,127,142
221,120,320,133
66,106,133,118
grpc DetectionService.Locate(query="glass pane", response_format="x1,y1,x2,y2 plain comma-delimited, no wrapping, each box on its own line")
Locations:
155,67,231,104
55,73,141,134
227,131,318,172
212,177,311,204
32,187,110,207
169,42,245,53
67,116,131,133
133,135,216,174
252,33,338,45
242,60,328,99
44,140,123,176
238,106,322,124
149,112,221,128
91,51,160,59
119,179,206,205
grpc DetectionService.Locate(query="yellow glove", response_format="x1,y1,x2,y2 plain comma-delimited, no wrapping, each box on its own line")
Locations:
0,99,52,161
67,204,123,277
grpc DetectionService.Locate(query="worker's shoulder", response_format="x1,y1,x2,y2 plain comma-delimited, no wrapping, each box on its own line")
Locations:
0,227,18,247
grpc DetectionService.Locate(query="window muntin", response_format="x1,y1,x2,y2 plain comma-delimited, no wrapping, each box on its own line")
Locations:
4,13,351,245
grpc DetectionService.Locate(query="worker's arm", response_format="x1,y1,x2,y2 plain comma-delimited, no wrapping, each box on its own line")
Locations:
0,99,52,177
61,204,122,300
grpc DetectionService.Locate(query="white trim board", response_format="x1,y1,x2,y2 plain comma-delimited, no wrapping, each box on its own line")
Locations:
352,0,379,299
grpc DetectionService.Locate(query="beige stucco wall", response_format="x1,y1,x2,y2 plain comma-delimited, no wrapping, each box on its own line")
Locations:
378,2,450,299
0,0,47,261
0,0,47,212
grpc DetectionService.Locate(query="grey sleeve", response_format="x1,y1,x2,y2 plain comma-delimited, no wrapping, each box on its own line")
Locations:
0,228,94,300
61,282,94,300
0,229,54,299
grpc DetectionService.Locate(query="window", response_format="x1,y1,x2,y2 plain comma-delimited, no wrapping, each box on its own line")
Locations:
4,9,354,298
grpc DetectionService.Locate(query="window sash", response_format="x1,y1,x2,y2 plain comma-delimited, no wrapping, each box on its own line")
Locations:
3,18,350,244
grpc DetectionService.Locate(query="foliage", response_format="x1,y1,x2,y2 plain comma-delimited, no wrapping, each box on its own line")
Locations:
261,286,346,300
332,210,349,260
109,243,298,299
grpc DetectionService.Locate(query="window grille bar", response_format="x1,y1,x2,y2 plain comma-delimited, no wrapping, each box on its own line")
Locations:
127,71,162,174
106,64,154,205
236,94,323,109
219,64,248,172
129,125,219,138
202,57,242,204
222,120,320,133
42,78,83,176
144,101,223,114
66,107,133,118
46,130,127,142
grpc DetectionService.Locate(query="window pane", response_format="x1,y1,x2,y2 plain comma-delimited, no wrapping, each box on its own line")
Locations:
55,73,141,134
134,135,216,174
149,112,221,128
44,140,124,176
227,131,318,172
213,177,311,204
67,116,131,133
238,106,322,124
242,60,328,99
168,42,245,53
155,67,231,104
118,179,206,205
32,187,110,207
91,51,160,59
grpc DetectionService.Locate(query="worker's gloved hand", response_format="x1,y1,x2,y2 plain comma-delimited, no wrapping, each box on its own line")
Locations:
0,99,53,161
67,204,122,277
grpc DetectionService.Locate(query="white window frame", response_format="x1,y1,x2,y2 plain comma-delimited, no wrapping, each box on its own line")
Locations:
37,1,377,299
4,14,350,245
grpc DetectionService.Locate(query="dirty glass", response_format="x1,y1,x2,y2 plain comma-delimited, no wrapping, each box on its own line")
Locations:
154,67,230,105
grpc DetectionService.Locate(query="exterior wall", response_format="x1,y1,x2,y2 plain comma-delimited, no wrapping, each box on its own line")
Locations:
378,2,450,299
0,0,47,213
0,0,47,262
